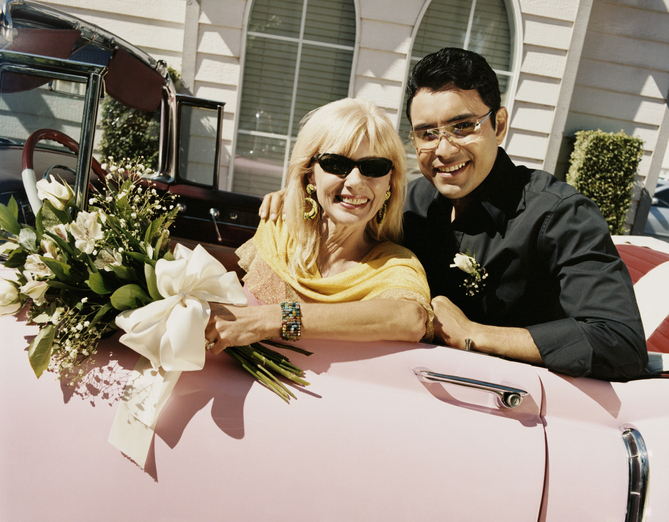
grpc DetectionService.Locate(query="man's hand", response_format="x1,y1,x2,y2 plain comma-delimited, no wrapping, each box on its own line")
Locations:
259,188,286,220
431,295,473,350
431,295,544,364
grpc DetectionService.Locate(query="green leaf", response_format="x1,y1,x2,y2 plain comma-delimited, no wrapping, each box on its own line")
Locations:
2,247,28,268
37,200,71,231
0,197,21,235
110,283,152,310
87,271,112,295
144,215,165,245
110,264,137,281
40,256,75,282
89,302,113,329
46,280,81,291
28,324,56,378
144,263,162,301
18,227,38,252
124,251,152,265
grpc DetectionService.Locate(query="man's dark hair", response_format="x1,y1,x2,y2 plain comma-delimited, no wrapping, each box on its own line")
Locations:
405,48,501,126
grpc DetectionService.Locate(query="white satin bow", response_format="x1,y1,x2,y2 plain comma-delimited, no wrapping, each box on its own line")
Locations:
115,243,247,371
110,243,247,468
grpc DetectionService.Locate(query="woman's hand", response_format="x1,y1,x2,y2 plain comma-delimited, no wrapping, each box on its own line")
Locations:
205,303,281,354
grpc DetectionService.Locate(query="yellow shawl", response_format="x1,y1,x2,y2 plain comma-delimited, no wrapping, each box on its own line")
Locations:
236,219,433,338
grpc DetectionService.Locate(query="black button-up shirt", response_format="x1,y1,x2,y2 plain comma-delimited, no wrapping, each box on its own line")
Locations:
403,148,647,380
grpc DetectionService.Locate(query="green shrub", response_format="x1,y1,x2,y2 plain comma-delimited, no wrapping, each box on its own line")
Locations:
566,129,643,235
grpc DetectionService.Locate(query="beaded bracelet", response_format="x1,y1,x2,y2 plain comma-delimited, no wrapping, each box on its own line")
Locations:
280,301,302,341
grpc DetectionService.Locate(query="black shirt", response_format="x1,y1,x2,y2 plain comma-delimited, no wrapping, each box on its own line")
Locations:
403,148,647,380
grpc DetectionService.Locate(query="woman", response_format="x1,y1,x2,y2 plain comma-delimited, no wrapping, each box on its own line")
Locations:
205,98,432,352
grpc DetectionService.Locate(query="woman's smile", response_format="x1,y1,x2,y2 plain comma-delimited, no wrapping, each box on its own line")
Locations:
336,194,370,207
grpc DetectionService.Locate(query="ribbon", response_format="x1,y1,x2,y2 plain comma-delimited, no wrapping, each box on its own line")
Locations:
109,243,247,467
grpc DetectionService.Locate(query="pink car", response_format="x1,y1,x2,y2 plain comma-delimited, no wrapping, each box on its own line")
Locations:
2,3,668,520
1,236,668,521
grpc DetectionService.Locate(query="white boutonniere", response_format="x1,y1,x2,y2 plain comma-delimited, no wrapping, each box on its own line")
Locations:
451,250,488,296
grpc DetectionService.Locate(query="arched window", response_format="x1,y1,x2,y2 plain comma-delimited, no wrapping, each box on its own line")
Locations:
231,0,356,197
401,0,519,176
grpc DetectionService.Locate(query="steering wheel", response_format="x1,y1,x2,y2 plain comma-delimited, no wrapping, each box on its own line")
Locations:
21,128,107,213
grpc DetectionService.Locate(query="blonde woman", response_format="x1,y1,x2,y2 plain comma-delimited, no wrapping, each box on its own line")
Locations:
205,98,432,351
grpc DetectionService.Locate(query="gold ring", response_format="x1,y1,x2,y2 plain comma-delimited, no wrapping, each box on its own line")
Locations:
205,339,216,351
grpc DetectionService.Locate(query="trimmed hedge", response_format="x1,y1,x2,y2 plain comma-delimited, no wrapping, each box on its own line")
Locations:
567,129,643,235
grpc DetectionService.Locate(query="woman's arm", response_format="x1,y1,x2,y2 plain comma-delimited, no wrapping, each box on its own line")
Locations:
205,299,428,354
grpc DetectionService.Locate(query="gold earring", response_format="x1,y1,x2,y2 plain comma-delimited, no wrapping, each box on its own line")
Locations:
303,183,318,220
377,190,391,224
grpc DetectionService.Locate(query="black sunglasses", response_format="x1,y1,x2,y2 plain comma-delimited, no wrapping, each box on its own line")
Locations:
313,153,393,178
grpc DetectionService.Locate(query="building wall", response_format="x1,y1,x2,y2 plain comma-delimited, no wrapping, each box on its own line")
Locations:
38,0,669,226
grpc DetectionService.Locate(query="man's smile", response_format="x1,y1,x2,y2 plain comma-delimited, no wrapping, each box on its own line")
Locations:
436,161,468,175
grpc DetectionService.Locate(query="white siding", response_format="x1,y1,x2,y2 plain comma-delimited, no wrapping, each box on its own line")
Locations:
33,0,669,219
559,0,669,228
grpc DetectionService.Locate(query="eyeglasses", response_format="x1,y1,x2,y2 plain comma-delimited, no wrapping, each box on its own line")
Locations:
313,153,393,178
409,111,493,152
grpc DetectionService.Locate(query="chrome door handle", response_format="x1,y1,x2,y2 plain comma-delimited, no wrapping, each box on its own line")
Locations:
210,208,223,242
413,367,528,408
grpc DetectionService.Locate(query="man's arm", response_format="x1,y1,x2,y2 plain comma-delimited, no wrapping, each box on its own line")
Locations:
431,295,544,364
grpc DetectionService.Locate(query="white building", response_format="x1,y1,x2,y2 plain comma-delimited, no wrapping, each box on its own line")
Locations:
40,0,669,231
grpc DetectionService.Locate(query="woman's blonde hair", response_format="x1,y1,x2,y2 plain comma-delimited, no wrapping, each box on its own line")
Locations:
282,97,407,277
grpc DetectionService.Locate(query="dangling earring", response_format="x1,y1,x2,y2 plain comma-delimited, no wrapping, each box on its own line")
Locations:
303,183,319,220
377,190,391,224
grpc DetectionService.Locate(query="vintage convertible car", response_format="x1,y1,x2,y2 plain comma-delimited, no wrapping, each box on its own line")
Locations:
1,237,668,522
0,0,261,270
3,2,669,521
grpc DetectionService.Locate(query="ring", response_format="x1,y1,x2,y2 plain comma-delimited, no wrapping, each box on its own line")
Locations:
205,339,216,351
464,339,472,351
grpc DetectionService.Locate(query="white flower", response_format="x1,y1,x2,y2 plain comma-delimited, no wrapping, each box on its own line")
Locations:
450,253,478,275
94,248,123,271
25,253,54,278
0,277,21,315
69,210,103,254
36,175,74,211
21,279,49,305
0,242,19,256
49,223,69,241
451,250,488,297
40,237,62,260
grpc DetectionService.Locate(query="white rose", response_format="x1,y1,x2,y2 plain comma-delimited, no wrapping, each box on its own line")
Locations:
36,175,74,211
69,210,104,254
450,253,478,275
0,277,21,315
21,279,49,305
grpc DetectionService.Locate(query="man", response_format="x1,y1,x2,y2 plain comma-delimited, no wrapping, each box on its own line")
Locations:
402,47,646,380
260,47,647,380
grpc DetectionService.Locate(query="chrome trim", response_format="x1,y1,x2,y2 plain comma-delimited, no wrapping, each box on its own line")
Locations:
1,0,160,73
622,428,649,522
0,50,104,211
413,367,528,408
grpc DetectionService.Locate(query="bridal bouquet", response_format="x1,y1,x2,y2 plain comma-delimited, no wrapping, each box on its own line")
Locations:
0,162,309,402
